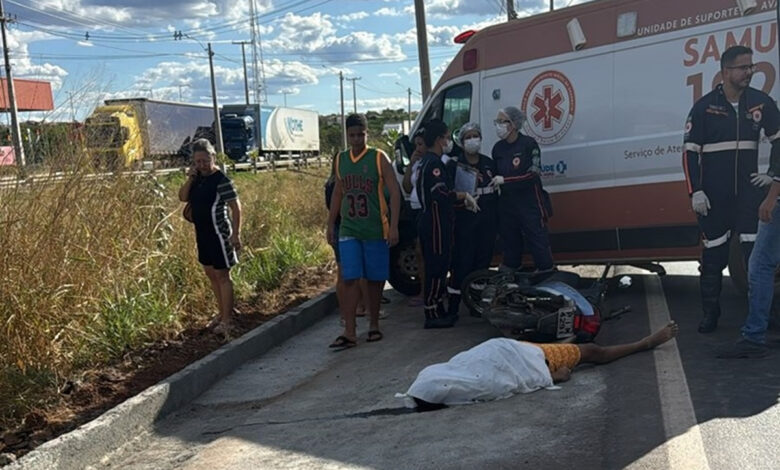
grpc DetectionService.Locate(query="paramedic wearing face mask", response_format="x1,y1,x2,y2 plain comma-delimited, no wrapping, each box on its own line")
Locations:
683,46,780,335
416,119,479,328
444,122,499,318
489,106,553,272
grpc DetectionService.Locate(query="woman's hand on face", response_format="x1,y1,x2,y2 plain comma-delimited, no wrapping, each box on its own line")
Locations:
187,167,199,178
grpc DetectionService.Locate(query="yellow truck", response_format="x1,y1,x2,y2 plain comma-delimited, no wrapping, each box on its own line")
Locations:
85,98,214,167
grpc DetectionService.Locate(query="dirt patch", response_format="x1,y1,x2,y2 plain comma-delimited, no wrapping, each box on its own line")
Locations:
0,265,336,461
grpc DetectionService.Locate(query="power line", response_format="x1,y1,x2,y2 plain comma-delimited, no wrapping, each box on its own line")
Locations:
6,0,149,37
13,0,330,43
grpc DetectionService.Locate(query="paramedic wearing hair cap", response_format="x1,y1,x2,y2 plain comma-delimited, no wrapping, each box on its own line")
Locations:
489,106,553,272
445,122,499,318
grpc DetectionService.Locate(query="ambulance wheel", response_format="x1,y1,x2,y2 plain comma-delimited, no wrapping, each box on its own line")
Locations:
389,240,421,297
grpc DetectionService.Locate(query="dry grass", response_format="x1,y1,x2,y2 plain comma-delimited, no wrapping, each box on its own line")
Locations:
0,160,330,427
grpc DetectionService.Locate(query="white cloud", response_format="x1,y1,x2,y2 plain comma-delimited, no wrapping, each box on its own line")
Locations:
278,87,301,95
7,0,274,28
378,72,401,80
402,66,420,76
337,12,370,22
375,7,403,17
266,12,405,63
399,0,556,18
347,96,423,112
1,30,68,89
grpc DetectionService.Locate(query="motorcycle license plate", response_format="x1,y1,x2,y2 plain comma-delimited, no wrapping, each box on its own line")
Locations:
556,310,575,338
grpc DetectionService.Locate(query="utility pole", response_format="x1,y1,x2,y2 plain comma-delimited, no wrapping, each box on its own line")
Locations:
281,90,288,107
407,88,412,131
339,71,346,149
248,0,263,157
413,0,432,101
346,77,361,114
0,0,25,167
232,40,251,105
66,91,76,121
550,0,554,11
207,43,224,154
507,0,517,20
177,84,190,101
248,0,260,104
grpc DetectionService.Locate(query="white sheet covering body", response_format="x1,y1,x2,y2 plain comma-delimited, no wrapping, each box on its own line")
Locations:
398,338,555,407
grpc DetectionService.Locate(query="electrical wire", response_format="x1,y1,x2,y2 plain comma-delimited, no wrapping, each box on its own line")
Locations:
12,0,331,43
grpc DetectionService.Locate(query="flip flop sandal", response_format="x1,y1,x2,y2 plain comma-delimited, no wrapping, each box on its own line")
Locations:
367,330,384,342
329,335,357,350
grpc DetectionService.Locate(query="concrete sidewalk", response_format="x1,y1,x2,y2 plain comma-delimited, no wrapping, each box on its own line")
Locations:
99,288,623,470
87,267,780,470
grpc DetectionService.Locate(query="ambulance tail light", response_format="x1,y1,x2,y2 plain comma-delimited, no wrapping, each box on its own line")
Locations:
736,0,757,15
463,49,478,71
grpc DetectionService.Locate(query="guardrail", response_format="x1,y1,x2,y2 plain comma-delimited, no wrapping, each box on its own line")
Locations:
0,155,325,189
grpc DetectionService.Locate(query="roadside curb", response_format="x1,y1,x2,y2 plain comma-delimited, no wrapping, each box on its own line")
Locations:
6,289,337,470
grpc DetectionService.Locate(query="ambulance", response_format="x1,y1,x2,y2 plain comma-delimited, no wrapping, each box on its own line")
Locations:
390,0,779,297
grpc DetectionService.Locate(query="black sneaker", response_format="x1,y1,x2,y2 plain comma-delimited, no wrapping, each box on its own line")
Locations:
716,338,769,359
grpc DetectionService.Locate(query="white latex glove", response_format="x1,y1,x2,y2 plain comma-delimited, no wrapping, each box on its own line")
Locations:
750,173,773,187
691,190,711,216
488,175,504,188
463,193,481,213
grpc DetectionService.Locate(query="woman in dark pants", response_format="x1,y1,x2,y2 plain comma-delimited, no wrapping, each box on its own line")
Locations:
179,139,242,333
489,106,553,272
445,122,499,317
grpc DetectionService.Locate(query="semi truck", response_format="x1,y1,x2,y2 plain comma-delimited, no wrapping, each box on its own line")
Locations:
85,98,214,167
219,104,320,161
390,0,779,298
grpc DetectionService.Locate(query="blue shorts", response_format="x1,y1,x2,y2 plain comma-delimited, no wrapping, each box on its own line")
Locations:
339,238,389,281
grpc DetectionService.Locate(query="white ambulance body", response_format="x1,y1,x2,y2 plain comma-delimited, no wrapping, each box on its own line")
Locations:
410,0,778,269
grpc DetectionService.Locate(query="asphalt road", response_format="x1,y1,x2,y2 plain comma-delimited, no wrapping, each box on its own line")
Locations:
98,264,780,470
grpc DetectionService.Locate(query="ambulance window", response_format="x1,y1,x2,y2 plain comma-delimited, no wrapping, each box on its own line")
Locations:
442,83,472,132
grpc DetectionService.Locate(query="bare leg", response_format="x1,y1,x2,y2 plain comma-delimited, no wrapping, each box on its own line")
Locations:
214,269,235,326
338,279,360,342
204,266,223,328
356,279,369,316
578,321,679,365
336,263,346,321
366,280,384,332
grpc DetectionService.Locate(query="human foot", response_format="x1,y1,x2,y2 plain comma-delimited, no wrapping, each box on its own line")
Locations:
645,321,679,349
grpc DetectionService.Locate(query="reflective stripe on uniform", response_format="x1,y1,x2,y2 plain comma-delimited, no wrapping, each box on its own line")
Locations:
684,142,701,153
702,230,730,248
447,286,461,295
739,233,757,243
769,130,780,142
475,186,495,196
701,141,758,153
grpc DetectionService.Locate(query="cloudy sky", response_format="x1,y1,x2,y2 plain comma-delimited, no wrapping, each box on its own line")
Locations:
1,0,587,121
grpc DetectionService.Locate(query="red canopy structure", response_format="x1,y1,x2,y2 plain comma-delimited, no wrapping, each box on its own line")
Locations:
0,78,54,111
